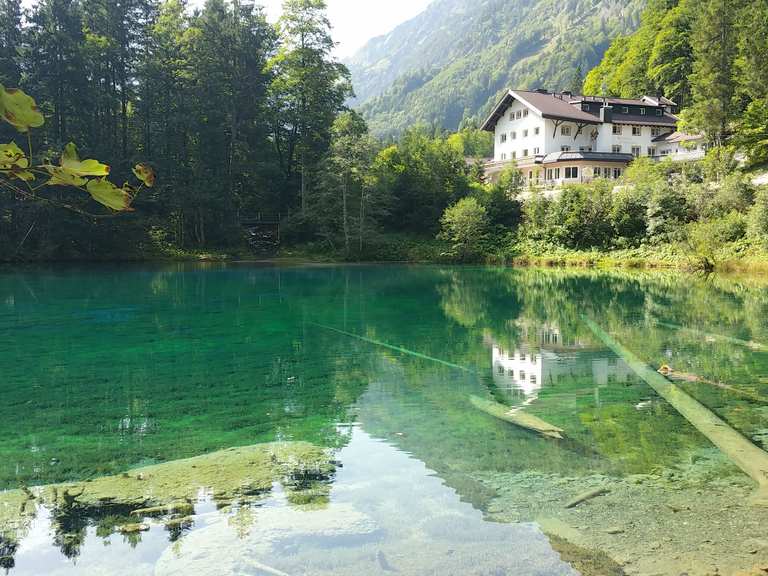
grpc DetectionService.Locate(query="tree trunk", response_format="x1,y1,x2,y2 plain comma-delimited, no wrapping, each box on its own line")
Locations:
342,179,349,257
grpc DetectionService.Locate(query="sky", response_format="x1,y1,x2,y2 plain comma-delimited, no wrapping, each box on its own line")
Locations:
260,0,433,58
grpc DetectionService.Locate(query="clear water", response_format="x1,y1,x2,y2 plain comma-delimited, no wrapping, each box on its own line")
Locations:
1,264,768,575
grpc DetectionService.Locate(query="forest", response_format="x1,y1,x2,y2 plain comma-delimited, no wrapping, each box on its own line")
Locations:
0,0,767,267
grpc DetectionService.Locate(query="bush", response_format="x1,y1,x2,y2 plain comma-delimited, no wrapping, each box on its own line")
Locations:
439,197,490,261
545,182,613,249
685,211,748,270
749,187,768,248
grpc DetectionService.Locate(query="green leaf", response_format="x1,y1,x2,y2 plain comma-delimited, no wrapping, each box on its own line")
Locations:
44,165,87,187
0,142,28,169
0,142,35,182
0,84,44,133
61,143,110,176
132,163,155,187
86,178,134,211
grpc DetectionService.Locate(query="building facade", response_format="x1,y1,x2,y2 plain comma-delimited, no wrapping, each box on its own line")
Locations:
481,89,705,187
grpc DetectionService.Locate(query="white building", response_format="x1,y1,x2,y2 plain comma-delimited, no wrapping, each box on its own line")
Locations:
481,89,705,187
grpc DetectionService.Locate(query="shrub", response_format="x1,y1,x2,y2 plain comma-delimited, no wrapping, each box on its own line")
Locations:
685,211,748,270
438,197,490,261
749,187,768,248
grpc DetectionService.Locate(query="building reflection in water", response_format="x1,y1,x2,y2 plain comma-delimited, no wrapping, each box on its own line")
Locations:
489,321,634,409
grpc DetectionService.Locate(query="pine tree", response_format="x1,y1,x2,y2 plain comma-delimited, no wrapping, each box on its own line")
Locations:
267,0,352,215
684,0,740,144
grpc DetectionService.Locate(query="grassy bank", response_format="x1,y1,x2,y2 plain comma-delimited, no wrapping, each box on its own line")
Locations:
497,240,768,273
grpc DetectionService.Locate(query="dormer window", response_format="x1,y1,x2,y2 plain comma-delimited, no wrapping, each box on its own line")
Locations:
622,106,629,114
656,109,663,116
640,108,647,116
581,103,590,111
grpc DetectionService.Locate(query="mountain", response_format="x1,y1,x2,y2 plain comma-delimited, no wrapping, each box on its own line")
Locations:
346,0,647,137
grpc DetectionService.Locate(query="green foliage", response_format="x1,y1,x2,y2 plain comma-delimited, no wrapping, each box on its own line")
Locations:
610,187,648,247
544,181,614,250
749,188,768,248
0,83,152,215
439,196,489,261
735,99,768,166
372,127,473,233
685,211,748,270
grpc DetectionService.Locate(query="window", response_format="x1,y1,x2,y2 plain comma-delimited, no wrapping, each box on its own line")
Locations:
640,108,647,116
603,167,611,178
561,125,571,136
523,129,529,137
612,125,622,135
520,353,526,361
656,109,663,116
565,166,579,179
531,375,537,385
523,149,529,157
622,106,629,114
581,103,590,111
534,127,540,135
547,168,553,179
613,167,622,178
520,371,526,380
512,151,517,159
501,153,507,160
511,131,517,140
631,146,641,157
632,126,642,136
523,109,529,117
516,110,522,119
554,168,561,179
500,133,507,143
533,147,540,154
528,170,533,180
651,127,661,137
647,146,657,157
498,365,504,375
579,146,592,152
612,144,622,153
561,145,571,152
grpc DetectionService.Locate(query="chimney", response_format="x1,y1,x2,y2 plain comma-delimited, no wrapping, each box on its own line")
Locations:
600,105,613,124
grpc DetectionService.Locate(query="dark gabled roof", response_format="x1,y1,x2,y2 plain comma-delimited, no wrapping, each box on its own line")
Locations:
612,114,678,127
481,89,679,132
512,90,602,124
538,151,635,164
652,130,704,143
481,90,600,131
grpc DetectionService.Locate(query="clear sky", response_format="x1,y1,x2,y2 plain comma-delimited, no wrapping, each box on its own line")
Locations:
259,0,433,58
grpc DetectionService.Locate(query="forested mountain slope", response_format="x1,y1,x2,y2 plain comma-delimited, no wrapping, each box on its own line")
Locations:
346,0,646,137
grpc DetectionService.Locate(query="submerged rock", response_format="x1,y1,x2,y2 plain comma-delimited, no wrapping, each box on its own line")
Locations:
0,441,336,563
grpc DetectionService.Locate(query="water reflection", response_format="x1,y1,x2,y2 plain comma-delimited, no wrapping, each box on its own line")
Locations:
1,264,768,574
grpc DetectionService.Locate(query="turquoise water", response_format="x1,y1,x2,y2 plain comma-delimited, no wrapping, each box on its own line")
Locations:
1,264,768,574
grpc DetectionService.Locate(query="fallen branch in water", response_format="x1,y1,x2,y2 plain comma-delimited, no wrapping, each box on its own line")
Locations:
584,316,768,507
470,395,564,439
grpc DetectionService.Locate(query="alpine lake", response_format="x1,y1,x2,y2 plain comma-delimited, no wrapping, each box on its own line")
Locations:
2,263,768,576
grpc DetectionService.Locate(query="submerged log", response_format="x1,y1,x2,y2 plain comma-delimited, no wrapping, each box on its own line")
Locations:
584,317,768,506
469,395,564,439
564,487,609,509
